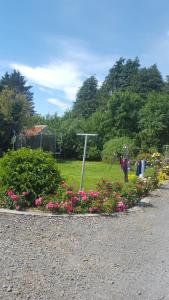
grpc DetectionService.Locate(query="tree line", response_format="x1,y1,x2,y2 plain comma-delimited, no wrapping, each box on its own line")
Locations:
1,57,169,158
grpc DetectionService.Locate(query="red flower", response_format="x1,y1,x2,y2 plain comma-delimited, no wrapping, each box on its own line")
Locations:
7,189,14,197
11,194,19,202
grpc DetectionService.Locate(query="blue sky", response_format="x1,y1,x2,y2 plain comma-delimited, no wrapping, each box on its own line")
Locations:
1,0,169,116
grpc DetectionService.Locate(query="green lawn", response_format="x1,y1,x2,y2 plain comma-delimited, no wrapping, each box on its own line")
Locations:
57,160,131,191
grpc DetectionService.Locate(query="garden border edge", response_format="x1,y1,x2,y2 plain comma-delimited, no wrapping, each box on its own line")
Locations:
0,181,168,217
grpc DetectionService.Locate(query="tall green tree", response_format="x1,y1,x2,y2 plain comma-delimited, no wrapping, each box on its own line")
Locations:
72,76,98,118
139,93,169,147
134,64,164,95
0,70,34,114
0,88,31,152
107,91,144,137
61,116,87,158
101,57,140,96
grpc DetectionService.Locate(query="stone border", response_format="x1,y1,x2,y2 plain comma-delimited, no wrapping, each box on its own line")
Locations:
0,201,146,218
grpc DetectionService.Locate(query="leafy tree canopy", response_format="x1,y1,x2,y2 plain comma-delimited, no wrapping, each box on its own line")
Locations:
0,70,34,114
72,76,98,118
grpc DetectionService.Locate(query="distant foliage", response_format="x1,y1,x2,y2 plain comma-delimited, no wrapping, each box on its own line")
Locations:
1,57,169,158
86,146,101,161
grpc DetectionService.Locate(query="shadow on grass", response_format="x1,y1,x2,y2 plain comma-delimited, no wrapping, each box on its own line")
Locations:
56,159,72,164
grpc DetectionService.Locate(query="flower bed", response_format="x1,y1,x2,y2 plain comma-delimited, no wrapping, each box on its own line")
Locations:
0,173,161,214
0,151,168,215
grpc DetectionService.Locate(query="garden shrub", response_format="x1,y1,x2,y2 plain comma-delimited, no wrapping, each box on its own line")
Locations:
0,148,62,200
97,179,124,197
136,151,151,161
102,136,135,163
97,179,114,197
86,146,101,161
102,199,117,213
121,183,139,207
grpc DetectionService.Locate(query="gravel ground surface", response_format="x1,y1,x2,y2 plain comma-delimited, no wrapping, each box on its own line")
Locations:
1,183,169,300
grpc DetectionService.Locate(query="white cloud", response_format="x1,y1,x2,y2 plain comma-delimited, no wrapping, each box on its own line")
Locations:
10,37,116,101
11,61,82,101
47,98,70,110
37,86,54,95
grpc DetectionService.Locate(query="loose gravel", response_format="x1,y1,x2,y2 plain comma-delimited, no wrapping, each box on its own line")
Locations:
1,183,169,300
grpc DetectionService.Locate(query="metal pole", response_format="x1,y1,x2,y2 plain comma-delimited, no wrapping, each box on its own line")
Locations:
77,133,98,191
80,135,88,191
40,133,43,150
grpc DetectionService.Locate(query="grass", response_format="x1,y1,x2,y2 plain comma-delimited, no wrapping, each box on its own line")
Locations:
56,160,134,191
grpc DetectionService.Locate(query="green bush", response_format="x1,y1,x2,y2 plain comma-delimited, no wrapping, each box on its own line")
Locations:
102,136,134,163
86,146,101,161
0,148,62,199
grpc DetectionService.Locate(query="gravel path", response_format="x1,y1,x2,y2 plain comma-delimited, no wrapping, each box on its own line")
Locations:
1,183,169,300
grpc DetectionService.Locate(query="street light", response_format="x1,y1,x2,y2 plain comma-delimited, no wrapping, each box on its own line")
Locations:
77,133,98,191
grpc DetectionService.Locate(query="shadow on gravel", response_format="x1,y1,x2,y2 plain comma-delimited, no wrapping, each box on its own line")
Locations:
101,214,119,218
148,194,160,198
159,186,169,190
139,202,154,208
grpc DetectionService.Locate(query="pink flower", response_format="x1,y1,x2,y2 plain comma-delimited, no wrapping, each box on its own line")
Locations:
45,201,55,209
89,191,100,198
82,195,87,201
35,197,42,206
22,192,28,196
117,201,126,212
7,189,14,197
15,205,20,211
11,194,19,202
78,191,86,197
71,196,79,205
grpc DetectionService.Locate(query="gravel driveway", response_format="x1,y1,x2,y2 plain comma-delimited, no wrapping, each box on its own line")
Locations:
1,183,169,300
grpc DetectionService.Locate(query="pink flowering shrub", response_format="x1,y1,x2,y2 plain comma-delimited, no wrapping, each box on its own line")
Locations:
3,189,30,210
1,184,128,214
0,172,160,214
35,197,42,206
